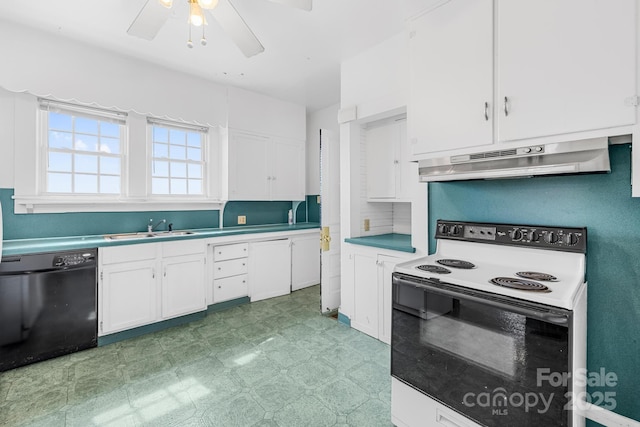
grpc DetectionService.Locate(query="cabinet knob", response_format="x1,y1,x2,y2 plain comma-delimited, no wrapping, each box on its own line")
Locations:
217,285,221,289
242,263,246,266
218,267,222,270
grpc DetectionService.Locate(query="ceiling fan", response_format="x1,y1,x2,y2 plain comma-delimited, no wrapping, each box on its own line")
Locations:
127,0,312,58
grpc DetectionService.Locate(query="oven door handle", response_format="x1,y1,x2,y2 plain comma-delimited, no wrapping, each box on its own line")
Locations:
393,274,572,325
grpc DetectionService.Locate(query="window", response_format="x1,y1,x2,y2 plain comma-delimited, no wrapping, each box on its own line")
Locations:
149,119,207,196
40,99,126,195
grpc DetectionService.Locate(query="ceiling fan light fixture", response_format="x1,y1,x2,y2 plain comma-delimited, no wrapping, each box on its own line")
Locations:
188,0,205,27
197,0,218,10
158,0,173,8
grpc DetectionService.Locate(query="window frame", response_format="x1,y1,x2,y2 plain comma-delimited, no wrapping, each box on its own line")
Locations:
147,118,209,199
39,99,127,198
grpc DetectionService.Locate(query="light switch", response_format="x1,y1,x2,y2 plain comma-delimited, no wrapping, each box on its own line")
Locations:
364,219,370,231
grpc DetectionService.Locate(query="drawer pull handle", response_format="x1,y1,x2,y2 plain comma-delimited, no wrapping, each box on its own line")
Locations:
218,267,221,270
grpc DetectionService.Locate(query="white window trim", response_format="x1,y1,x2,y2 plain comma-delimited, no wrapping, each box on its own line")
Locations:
12,95,223,214
147,117,209,199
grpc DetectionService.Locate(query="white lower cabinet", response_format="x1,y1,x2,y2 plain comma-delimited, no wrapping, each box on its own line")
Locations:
291,233,320,291
350,247,410,344
99,240,206,336
249,239,291,302
212,242,249,303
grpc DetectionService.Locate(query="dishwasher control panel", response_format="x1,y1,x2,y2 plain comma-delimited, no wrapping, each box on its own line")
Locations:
53,253,95,267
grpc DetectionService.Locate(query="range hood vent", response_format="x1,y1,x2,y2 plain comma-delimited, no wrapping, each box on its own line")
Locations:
419,137,611,182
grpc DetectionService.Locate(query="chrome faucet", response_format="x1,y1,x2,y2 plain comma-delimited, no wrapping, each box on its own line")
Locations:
147,218,166,233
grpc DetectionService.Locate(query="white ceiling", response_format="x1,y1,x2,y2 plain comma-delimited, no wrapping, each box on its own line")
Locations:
0,0,435,112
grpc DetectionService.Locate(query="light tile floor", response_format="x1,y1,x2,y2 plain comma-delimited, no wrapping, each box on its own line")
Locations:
0,286,393,426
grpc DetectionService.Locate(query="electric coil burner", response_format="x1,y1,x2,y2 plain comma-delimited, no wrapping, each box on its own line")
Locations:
436,259,475,269
490,276,551,292
391,220,588,427
416,265,451,274
516,271,558,281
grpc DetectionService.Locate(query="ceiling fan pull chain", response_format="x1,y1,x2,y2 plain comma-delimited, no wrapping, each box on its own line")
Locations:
187,21,194,48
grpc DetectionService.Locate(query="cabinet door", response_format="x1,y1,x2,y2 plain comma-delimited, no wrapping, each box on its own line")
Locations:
270,139,305,201
161,254,206,319
409,0,494,156
496,0,636,141
351,253,379,338
229,132,270,200
249,239,292,302
291,234,320,291
366,123,398,199
100,260,158,335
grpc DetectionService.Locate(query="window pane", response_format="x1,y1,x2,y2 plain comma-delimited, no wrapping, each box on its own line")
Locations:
188,164,202,179
169,145,186,160
153,127,168,143
49,112,72,131
49,131,73,149
187,132,201,147
171,162,187,178
75,117,98,134
152,160,169,177
75,154,98,174
100,176,120,194
75,174,98,193
187,147,201,161
100,156,120,175
152,178,169,194
49,152,72,172
188,180,202,194
47,173,72,193
99,137,120,154
153,143,169,158
75,134,98,152
171,178,187,194
100,122,119,138
169,129,186,144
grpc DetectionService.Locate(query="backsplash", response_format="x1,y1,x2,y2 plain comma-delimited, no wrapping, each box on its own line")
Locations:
0,191,321,240
428,144,640,424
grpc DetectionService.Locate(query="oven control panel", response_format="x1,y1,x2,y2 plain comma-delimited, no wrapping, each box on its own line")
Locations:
436,220,587,253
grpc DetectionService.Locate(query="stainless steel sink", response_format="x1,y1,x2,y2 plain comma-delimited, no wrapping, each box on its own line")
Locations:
104,231,195,241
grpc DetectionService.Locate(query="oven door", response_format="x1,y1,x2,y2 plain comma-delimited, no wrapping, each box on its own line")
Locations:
391,272,573,427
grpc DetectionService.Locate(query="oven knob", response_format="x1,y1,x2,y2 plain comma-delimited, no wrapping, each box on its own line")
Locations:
509,228,523,241
528,230,539,242
450,225,461,236
545,231,558,244
438,224,450,235
563,233,578,245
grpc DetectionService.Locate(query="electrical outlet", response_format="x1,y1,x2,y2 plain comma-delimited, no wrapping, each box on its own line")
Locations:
238,215,246,225
364,218,370,231
317,195,321,204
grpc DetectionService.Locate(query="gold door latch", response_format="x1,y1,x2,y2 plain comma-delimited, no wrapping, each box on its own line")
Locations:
321,226,332,252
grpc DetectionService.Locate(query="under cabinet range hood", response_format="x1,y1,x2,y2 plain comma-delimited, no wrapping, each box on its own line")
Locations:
418,137,611,182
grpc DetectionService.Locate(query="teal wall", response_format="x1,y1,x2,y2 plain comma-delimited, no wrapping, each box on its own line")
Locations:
428,144,640,423
307,194,320,223
223,201,295,227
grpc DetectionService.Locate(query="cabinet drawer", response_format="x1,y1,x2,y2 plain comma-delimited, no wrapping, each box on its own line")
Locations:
213,274,248,303
100,243,158,265
214,243,249,261
162,239,204,257
214,257,248,279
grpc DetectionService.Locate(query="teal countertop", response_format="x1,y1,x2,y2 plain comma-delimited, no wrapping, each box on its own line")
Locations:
2,223,320,256
344,233,415,253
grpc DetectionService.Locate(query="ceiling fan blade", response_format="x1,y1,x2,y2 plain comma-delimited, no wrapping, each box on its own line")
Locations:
127,0,172,41
208,0,265,57
267,0,312,11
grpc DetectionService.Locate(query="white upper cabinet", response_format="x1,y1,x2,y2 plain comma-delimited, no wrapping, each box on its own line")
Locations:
496,0,636,142
409,0,637,158
409,0,494,156
224,130,305,201
367,118,415,201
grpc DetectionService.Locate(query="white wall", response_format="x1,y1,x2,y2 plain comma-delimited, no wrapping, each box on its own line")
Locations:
306,104,339,194
340,32,408,121
0,21,228,127
0,90,15,188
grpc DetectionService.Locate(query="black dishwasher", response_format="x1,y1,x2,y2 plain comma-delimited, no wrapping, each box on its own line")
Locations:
0,248,98,371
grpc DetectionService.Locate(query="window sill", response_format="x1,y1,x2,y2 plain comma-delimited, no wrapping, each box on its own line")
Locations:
12,195,224,214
